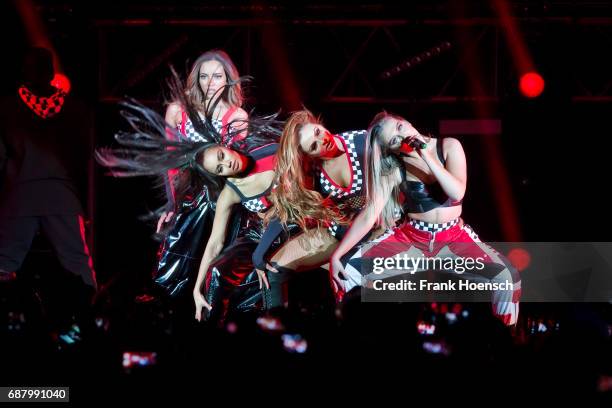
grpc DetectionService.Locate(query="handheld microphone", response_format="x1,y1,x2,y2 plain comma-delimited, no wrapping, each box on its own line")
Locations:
399,137,427,156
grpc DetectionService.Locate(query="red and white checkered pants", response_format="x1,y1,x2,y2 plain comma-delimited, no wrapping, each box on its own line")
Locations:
341,218,521,326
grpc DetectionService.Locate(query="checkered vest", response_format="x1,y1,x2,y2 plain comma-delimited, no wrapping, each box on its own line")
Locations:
316,130,367,212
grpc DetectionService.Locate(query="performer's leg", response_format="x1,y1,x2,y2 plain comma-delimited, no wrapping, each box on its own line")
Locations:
29,215,97,337
40,214,97,290
342,228,398,293
0,216,40,276
269,229,339,270
435,222,521,326
264,230,337,309
450,223,521,326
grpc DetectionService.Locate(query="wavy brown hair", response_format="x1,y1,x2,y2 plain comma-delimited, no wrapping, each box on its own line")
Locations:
265,109,345,231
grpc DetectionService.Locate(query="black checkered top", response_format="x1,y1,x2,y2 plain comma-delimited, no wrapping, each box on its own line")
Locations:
225,143,278,213
177,112,223,143
240,191,272,213
316,130,367,211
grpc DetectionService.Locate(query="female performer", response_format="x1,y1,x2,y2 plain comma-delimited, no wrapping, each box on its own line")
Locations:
329,112,521,326
97,98,281,323
253,109,372,307
154,50,250,300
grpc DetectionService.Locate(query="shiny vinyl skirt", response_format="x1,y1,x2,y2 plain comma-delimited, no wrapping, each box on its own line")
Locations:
203,217,264,324
154,190,241,297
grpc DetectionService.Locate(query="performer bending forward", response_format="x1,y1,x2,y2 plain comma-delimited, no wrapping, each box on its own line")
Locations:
253,109,373,307
330,112,521,326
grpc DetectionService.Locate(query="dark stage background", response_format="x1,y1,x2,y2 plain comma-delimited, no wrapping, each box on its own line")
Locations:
1,1,612,402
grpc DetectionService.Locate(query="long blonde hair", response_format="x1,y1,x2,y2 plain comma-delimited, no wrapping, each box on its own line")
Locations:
185,49,244,110
265,109,345,231
365,111,404,229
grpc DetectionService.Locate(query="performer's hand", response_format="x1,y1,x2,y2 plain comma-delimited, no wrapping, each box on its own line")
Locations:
193,290,212,322
330,256,348,290
397,132,422,160
156,211,175,233
256,263,278,290
255,269,269,290
414,134,437,162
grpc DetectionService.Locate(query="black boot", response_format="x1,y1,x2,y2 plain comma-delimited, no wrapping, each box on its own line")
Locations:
263,265,293,310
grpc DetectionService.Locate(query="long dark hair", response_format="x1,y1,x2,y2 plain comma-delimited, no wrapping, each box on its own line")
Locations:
96,98,281,196
96,66,281,237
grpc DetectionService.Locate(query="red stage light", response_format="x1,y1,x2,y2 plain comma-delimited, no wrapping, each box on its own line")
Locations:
519,72,544,98
51,73,71,93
